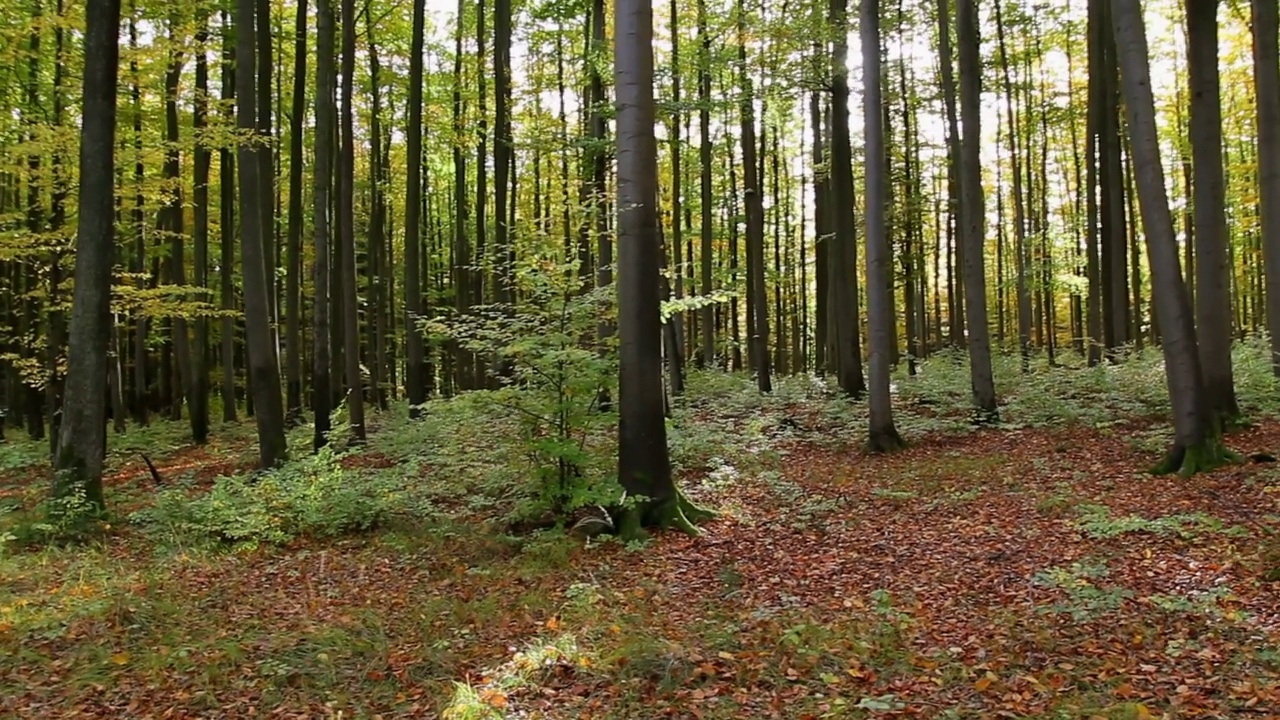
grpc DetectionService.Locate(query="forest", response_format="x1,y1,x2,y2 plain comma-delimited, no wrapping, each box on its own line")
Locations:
2,0,1280,714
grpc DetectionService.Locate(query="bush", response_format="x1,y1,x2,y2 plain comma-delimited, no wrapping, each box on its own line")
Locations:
134,448,402,547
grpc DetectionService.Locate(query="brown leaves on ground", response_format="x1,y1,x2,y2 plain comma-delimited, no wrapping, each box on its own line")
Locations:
5,422,1280,718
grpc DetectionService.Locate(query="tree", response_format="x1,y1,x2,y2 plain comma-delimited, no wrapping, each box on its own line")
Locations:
956,0,999,420
312,0,335,450
737,0,770,393
284,0,308,420
862,0,905,452
828,0,866,398
339,0,366,441
1253,0,1280,376
614,0,711,537
236,0,288,467
1109,0,1232,475
404,0,428,416
52,0,121,510
1185,0,1240,425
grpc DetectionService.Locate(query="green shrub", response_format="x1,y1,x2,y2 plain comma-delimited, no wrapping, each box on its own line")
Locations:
134,448,403,547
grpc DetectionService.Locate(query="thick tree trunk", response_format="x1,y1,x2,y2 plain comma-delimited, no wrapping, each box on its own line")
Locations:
54,0,121,510
1110,0,1231,475
1185,0,1240,423
1253,0,1280,375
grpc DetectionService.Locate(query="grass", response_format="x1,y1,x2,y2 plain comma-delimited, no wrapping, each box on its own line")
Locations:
4,345,1280,716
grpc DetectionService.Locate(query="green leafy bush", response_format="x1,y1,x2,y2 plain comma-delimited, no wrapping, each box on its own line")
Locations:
134,448,399,546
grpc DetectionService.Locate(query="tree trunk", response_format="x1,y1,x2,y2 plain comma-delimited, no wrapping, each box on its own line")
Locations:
312,0,335,449
828,0,866,397
956,0,998,419
284,0,307,421
237,0,288,467
1254,0,1280,375
53,0,120,510
1185,0,1240,423
338,0,365,440
862,0,904,451
1110,0,1230,475
404,0,427,416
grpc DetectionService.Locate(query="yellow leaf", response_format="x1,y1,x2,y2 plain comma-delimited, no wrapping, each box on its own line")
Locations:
110,652,130,665
717,651,735,661
1133,703,1153,720
545,616,561,631
481,690,508,709
974,671,997,692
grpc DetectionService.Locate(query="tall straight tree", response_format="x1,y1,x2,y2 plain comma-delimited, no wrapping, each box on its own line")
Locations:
53,0,121,508
737,0,770,393
190,8,212,443
312,0,335,449
494,0,514,311
404,0,427,416
1185,0,1240,423
284,0,308,419
339,0,365,440
236,0,288,467
697,0,714,366
1253,0,1280,375
828,0,866,397
956,0,999,419
862,0,904,452
614,0,709,536
1110,0,1231,475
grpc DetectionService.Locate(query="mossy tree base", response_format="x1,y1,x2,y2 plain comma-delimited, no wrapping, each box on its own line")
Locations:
616,488,718,543
1152,438,1242,477
970,407,1001,426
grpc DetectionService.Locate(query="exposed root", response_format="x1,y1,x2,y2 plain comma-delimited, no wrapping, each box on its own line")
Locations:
617,487,715,542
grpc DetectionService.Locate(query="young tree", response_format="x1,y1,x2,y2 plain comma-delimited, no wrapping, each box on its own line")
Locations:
862,0,905,452
737,0,770,393
615,0,711,537
1109,0,1232,475
52,0,121,509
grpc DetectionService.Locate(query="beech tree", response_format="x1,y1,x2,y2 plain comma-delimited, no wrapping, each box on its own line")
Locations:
1110,0,1232,475
52,0,121,509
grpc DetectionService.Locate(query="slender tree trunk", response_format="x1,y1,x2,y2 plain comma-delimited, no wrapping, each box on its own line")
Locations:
284,0,307,421
863,0,904,451
191,10,211,443
312,0,335,449
956,0,999,418
237,0,288,466
404,0,427,416
829,0,866,397
339,0,365,440
220,9,238,421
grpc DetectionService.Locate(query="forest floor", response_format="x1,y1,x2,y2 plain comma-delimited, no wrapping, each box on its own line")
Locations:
4,364,1280,719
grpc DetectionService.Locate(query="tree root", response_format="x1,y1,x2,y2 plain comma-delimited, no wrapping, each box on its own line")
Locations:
1152,437,1242,478
617,487,717,542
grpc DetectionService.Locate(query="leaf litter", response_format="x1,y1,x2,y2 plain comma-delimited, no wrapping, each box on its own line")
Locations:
5,419,1280,718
